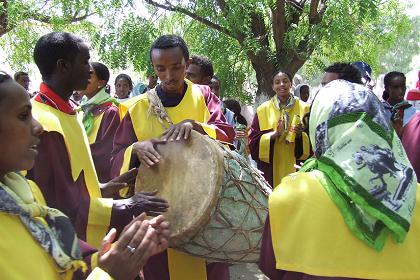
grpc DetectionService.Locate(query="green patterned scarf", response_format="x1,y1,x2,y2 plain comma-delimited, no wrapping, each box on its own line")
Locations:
303,80,417,251
0,172,86,273
79,87,118,135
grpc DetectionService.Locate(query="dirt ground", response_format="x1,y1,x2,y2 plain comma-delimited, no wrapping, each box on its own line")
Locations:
229,263,269,280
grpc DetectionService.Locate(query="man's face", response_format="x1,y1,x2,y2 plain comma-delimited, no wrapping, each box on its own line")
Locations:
16,75,30,91
148,75,158,88
186,64,207,85
68,43,92,91
209,78,221,97
151,47,189,95
321,72,340,87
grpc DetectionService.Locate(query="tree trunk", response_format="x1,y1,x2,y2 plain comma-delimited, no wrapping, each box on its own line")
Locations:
249,50,307,105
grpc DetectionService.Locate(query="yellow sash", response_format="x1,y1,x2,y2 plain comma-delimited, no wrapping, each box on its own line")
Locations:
32,101,113,248
257,97,310,187
269,171,420,279
121,80,210,280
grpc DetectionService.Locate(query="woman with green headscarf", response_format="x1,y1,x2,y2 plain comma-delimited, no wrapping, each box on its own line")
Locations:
79,62,121,183
259,79,420,279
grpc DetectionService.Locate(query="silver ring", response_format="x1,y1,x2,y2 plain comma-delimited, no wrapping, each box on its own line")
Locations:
126,245,136,254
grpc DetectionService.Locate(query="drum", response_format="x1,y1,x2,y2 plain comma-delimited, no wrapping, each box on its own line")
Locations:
135,131,270,263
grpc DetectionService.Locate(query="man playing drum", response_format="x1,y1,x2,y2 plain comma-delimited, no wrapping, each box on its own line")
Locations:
111,35,235,280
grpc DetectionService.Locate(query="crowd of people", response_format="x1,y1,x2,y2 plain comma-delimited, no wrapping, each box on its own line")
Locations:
0,30,419,280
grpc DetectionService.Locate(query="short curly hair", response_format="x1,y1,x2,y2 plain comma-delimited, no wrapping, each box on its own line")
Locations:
324,63,363,84
191,55,214,78
33,32,85,79
150,34,189,63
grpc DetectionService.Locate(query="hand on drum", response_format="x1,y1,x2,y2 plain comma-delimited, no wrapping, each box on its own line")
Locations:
161,119,204,142
98,213,158,280
133,139,166,168
117,190,169,217
100,168,138,198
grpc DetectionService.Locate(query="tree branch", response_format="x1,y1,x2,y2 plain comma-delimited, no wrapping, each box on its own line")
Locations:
250,12,269,48
272,0,286,53
29,11,95,24
39,0,52,11
0,0,9,37
286,0,304,11
309,0,328,25
144,0,236,39
215,0,229,18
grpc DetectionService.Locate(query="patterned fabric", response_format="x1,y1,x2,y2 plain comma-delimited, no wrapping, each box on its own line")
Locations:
79,88,119,135
0,172,85,273
304,79,417,251
273,94,297,130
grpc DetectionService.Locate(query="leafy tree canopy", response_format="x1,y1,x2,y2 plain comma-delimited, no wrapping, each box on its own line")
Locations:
1,0,416,102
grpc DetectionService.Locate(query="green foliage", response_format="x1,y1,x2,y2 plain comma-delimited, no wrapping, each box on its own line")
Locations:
92,14,157,74
0,0,131,70
300,0,414,85
1,0,417,99
378,16,420,74
167,13,254,103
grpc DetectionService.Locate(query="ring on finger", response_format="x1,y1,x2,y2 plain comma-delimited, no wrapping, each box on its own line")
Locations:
127,244,136,254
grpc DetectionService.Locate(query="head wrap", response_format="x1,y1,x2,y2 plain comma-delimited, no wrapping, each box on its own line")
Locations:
303,79,417,251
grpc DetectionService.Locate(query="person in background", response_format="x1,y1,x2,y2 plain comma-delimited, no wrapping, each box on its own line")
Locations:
351,61,375,89
406,88,420,111
114,73,133,101
0,72,170,280
249,70,310,188
321,62,362,87
79,62,121,183
131,74,159,97
224,98,250,158
382,71,418,137
14,71,31,92
71,90,83,106
186,55,214,85
406,71,420,111
186,56,235,130
294,84,310,103
209,75,235,127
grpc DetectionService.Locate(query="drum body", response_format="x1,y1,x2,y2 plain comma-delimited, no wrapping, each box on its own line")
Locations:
136,131,270,263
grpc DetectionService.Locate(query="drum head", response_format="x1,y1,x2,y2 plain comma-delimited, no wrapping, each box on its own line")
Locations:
135,131,224,245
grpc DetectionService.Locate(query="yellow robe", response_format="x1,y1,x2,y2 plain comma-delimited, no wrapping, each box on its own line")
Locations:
257,97,310,187
32,101,113,248
119,80,218,280
269,171,420,279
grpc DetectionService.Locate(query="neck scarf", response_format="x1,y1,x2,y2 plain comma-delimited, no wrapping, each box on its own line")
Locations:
79,87,118,135
304,79,417,251
0,173,86,275
273,94,297,129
